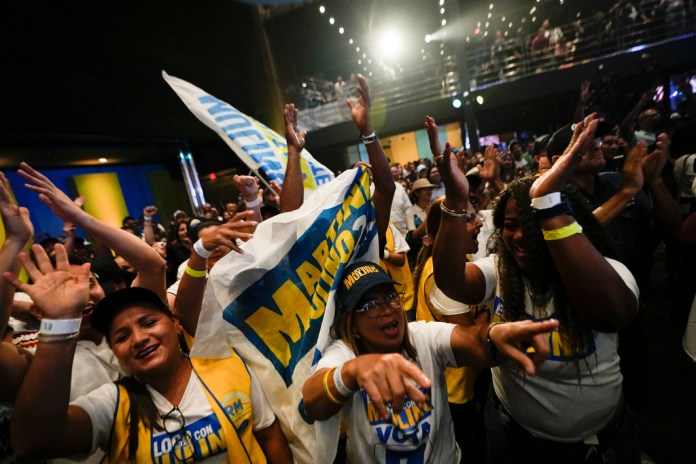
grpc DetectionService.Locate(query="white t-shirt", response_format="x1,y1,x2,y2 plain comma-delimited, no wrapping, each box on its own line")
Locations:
469,254,638,442
72,367,274,463
371,182,411,237
317,321,461,463
405,204,427,231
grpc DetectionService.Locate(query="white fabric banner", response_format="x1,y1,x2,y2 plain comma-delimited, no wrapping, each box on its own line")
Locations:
191,167,378,462
162,71,334,190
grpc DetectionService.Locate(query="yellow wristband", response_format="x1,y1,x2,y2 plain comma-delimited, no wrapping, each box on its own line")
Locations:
323,368,344,405
185,266,207,278
542,221,583,241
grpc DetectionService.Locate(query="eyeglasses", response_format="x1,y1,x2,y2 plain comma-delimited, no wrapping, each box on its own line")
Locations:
355,291,403,318
162,406,199,463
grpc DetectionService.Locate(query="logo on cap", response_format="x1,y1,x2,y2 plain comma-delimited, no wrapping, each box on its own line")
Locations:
342,264,380,290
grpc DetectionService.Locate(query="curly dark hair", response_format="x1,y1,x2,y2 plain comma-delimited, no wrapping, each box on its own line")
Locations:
490,176,614,361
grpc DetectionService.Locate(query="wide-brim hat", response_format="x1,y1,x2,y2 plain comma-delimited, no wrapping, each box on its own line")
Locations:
411,178,437,192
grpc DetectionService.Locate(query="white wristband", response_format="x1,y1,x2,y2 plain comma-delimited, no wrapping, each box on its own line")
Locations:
333,364,357,397
530,192,562,210
40,318,82,335
143,215,153,221
193,239,213,258
245,197,260,208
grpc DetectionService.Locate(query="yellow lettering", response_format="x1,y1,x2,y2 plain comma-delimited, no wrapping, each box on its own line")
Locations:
367,402,381,422
245,280,311,367
551,332,563,358
207,430,225,454
335,230,354,264
296,261,320,295
312,240,328,264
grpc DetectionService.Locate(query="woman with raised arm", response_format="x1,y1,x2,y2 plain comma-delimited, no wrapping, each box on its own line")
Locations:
7,243,292,463
428,114,641,464
302,76,558,464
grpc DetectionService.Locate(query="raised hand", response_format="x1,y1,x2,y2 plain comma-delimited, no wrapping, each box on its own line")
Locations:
642,133,670,185
143,205,158,218
198,210,257,254
284,103,306,153
620,141,647,194
530,115,599,198
18,162,86,224
233,175,259,201
479,145,502,182
4,244,90,320
346,74,372,135
426,116,469,210
0,172,33,246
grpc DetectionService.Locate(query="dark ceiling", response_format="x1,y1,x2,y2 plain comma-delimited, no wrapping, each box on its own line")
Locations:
0,0,662,173
0,0,272,172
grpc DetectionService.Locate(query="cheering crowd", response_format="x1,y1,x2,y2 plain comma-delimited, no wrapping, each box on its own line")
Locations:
1,72,695,464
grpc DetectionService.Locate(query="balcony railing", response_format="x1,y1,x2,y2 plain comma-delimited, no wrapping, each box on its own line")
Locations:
292,0,695,131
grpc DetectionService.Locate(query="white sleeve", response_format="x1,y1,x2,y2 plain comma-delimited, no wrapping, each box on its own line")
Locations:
249,368,276,431
70,383,119,454
405,206,416,231
411,321,457,369
429,255,497,315
166,260,189,296
316,341,355,371
389,224,410,253
605,257,639,302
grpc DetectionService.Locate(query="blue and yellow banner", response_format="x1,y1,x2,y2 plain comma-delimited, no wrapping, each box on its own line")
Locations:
163,71,334,190
190,167,378,462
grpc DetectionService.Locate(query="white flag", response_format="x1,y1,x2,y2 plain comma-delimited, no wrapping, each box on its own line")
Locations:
162,71,334,190
191,167,378,462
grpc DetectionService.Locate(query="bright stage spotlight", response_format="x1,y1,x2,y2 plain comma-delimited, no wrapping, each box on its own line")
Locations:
425,34,432,43
476,95,484,105
452,98,462,109
378,29,402,58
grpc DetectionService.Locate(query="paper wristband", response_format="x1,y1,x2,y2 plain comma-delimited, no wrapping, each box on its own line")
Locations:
530,192,562,210
245,198,260,208
333,364,357,397
193,239,213,258
542,221,583,241
40,318,82,335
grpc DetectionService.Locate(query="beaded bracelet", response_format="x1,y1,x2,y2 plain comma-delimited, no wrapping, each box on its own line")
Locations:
542,221,583,241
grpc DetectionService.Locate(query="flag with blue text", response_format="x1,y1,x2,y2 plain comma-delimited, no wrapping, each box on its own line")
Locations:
190,167,378,462
162,71,334,190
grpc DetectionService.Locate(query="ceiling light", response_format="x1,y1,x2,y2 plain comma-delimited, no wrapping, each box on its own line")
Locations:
98,157,108,163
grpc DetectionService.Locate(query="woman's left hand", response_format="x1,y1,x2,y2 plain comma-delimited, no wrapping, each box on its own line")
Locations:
530,115,599,199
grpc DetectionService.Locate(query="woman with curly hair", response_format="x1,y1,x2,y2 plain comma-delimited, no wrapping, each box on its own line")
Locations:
427,114,642,464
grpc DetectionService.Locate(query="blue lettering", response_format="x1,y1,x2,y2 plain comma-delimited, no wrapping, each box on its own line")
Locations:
376,425,393,443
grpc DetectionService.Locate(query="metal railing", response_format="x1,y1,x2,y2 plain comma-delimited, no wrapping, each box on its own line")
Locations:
291,0,695,131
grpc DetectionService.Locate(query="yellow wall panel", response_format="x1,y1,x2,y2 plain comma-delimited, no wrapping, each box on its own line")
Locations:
72,173,128,229
445,122,463,149
387,132,418,165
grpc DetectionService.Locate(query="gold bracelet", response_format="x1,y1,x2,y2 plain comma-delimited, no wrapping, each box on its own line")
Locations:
542,221,583,241
185,266,207,278
323,367,344,405
440,201,471,218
